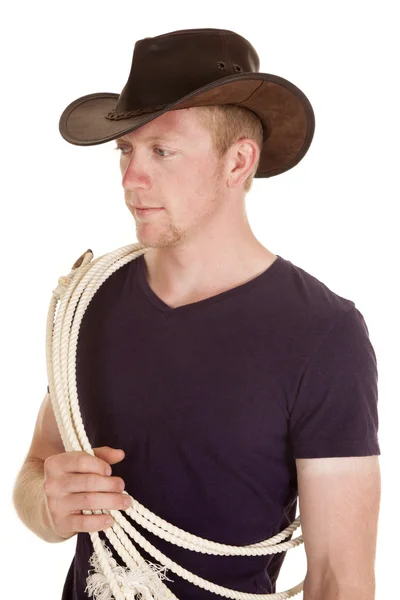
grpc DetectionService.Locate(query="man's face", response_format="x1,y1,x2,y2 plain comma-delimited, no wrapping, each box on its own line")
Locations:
116,107,227,249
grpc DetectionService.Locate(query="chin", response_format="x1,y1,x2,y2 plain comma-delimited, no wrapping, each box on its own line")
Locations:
134,216,185,246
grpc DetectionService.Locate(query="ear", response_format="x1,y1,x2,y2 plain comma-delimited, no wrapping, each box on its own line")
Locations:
226,138,260,189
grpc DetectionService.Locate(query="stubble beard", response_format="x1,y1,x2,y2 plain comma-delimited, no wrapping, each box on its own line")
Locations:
135,212,186,249
135,157,224,250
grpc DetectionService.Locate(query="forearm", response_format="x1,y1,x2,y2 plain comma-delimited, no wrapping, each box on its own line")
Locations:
303,570,375,600
12,458,73,544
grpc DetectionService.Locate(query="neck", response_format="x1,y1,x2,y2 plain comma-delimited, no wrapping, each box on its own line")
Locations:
142,231,277,306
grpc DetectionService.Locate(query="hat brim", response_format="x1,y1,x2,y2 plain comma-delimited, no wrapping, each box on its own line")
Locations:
59,72,315,178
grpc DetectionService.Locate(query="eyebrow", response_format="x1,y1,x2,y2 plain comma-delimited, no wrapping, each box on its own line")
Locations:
116,134,181,144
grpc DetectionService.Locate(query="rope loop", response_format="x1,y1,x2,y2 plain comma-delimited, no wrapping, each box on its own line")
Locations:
46,242,304,600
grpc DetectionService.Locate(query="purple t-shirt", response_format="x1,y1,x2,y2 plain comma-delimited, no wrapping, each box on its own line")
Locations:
60,253,380,599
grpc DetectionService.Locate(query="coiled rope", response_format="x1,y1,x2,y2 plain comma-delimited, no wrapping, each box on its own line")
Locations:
45,242,305,600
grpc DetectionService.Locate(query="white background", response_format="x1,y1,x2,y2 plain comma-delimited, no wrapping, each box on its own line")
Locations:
2,1,398,598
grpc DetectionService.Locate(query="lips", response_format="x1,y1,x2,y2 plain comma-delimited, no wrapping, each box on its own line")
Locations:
135,207,164,217
135,207,163,211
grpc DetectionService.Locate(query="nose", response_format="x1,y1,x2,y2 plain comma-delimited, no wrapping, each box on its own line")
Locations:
121,154,151,191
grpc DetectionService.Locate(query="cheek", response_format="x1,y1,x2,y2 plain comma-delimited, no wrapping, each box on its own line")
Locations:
180,159,217,191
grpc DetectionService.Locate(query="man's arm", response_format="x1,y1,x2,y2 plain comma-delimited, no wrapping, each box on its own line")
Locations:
12,391,68,543
296,455,381,600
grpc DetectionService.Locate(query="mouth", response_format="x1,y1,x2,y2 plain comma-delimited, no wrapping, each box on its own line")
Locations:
135,207,164,217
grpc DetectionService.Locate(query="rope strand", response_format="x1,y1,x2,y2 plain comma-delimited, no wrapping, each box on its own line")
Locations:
46,243,304,600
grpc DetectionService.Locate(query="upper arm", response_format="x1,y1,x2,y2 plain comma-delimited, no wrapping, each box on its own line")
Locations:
296,455,381,595
25,392,65,462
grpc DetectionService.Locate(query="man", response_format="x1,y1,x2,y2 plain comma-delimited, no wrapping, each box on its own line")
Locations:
13,28,380,600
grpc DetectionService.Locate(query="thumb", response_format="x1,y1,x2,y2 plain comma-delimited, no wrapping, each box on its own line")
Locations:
93,446,126,465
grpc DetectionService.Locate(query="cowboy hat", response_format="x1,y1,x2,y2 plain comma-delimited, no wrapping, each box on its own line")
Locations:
59,28,315,178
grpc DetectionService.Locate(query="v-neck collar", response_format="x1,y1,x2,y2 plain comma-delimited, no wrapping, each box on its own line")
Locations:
136,253,285,315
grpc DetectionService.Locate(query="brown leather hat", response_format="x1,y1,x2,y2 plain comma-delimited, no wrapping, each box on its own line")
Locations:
59,28,315,178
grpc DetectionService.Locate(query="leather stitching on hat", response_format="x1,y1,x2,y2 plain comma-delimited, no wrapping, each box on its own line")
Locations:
105,104,169,120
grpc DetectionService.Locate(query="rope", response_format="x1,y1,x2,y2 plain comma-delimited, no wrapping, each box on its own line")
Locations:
45,242,305,600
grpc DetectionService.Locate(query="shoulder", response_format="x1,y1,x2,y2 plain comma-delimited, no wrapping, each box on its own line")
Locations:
277,255,359,338
279,254,355,312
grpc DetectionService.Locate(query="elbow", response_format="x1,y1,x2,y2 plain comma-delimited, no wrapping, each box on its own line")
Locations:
303,569,376,600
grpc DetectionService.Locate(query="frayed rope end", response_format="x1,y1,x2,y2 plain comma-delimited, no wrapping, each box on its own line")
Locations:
85,539,173,600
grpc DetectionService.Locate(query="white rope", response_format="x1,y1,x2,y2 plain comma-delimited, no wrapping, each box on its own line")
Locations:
45,242,305,600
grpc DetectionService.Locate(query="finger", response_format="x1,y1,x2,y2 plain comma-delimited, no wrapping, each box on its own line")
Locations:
49,451,113,477
60,473,125,494
66,492,131,513
68,513,115,534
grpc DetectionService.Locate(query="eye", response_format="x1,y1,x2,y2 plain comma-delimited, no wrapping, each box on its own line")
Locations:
154,148,173,158
114,146,173,157
114,145,129,155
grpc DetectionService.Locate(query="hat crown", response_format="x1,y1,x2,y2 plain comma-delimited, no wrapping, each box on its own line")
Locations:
116,28,260,113
59,27,315,179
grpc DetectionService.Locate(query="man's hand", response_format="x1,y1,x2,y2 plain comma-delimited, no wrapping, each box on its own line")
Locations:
43,446,129,539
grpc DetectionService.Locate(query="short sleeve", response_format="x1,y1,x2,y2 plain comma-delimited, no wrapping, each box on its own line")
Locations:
290,306,380,459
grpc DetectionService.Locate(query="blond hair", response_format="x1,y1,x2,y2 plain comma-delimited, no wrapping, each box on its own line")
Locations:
195,105,264,192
